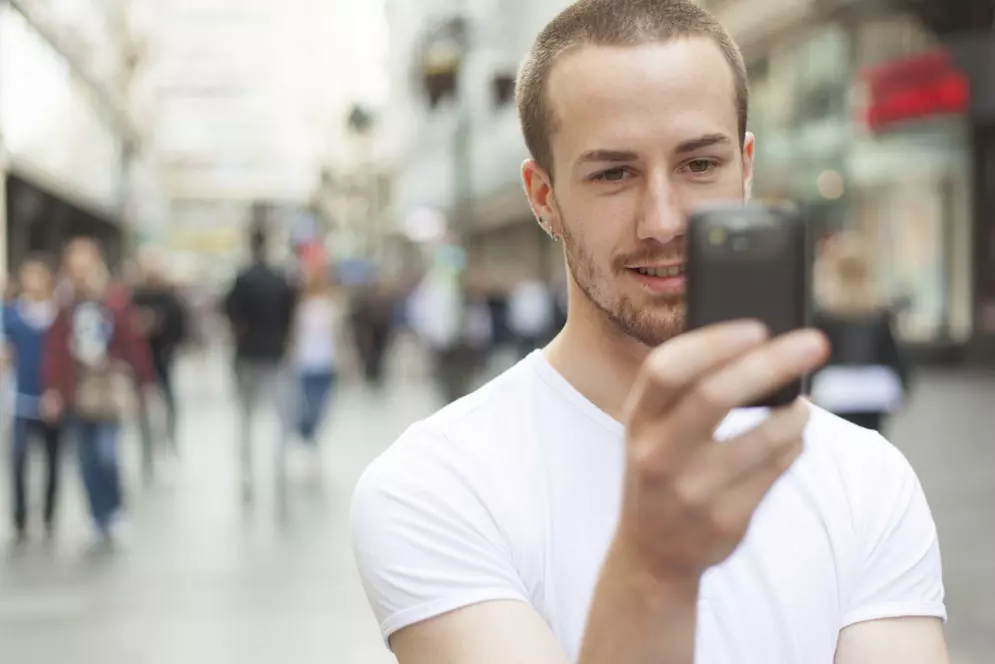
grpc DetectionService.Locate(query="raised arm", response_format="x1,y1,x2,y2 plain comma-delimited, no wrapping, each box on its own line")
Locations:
357,322,828,664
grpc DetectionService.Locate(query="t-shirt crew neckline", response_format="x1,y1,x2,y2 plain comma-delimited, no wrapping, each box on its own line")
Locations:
524,349,770,442
525,349,625,437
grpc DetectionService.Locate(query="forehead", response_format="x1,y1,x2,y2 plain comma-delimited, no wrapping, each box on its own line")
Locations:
547,39,739,160
67,243,98,259
20,261,48,274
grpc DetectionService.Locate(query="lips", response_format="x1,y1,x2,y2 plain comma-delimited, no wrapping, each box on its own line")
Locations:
631,265,685,278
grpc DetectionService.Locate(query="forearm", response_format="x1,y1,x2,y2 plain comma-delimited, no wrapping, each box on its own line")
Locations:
579,544,699,664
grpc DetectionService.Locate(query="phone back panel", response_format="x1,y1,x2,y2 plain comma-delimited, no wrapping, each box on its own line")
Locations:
686,203,810,408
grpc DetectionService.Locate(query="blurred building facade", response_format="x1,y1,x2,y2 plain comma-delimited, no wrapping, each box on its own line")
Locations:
705,0,995,361
382,0,567,295
124,0,392,282
383,0,995,363
0,0,139,274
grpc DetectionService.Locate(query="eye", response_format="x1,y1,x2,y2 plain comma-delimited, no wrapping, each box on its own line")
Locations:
592,167,630,182
684,159,715,174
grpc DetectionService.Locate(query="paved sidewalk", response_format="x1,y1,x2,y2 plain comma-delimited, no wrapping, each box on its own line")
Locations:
0,351,990,663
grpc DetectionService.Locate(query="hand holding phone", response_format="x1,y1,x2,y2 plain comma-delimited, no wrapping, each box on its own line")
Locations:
685,202,814,408
617,322,828,585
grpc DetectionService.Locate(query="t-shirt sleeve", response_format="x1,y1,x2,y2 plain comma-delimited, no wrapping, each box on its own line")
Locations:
841,435,946,627
350,421,531,646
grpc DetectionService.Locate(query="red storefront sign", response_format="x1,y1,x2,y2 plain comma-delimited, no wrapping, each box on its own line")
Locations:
859,49,970,133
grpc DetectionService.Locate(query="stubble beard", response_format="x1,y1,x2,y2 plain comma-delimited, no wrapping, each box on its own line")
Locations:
560,223,685,349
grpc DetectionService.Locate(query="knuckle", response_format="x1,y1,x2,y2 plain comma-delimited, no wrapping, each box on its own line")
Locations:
693,379,730,413
672,476,709,511
629,441,678,486
643,352,682,391
628,439,658,473
709,508,746,540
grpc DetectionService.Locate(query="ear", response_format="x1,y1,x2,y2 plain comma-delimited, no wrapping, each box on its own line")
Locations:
522,159,562,240
742,132,756,201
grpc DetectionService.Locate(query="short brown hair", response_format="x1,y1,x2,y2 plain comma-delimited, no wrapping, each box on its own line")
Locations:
516,0,749,177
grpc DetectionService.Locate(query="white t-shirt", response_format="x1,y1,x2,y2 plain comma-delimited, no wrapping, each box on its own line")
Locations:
294,295,340,372
351,352,945,663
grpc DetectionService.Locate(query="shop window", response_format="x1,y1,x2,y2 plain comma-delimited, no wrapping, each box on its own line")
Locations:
857,179,956,344
856,16,936,69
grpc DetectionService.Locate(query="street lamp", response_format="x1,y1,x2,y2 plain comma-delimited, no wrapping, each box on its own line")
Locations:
345,103,383,260
415,17,473,245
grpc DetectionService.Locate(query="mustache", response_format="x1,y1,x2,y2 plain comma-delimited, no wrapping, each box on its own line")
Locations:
613,241,686,271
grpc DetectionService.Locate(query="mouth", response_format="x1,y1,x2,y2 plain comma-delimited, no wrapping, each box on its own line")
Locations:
626,264,687,294
630,265,685,278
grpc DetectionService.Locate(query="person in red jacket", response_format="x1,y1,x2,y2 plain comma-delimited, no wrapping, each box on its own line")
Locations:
41,238,155,548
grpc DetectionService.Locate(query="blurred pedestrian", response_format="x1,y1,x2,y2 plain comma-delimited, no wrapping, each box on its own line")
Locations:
407,255,472,404
222,221,296,504
2,255,62,545
288,243,344,461
810,235,910,432
349,279,396,390
41,238,155,550
132,252,188,449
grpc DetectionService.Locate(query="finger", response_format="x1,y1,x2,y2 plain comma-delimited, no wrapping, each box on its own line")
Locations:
625,320,769,433
687,400,809,493
711,436,805,537
637,399,807,491
672,329,827,439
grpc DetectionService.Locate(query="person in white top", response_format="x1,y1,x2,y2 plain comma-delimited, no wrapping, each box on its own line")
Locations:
351,1,949,663
289,244,342,447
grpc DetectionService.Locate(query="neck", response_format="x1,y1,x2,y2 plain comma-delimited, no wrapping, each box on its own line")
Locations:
543,291,651,422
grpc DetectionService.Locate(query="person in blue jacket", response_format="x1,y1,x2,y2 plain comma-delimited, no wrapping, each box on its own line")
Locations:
1,254,62,544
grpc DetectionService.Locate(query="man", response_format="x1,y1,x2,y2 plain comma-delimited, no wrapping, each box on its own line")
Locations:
132,252,188,446
223,222,296,503
42,239,155,548
351,2,948,663
1,255,62,543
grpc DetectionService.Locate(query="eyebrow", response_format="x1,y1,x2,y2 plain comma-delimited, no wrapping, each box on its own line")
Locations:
574,133,735,167
675,133,732,154
575,149,638,166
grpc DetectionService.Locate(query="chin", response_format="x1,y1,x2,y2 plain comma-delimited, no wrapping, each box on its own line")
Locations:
610,299,686,348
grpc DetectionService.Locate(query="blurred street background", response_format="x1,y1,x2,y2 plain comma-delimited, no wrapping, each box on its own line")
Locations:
1,0,994,662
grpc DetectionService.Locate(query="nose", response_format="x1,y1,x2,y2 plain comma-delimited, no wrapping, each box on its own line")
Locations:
635,170,686,244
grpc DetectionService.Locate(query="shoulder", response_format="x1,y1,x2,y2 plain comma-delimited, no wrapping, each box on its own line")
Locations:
797,409,945,624
797,405,929,543
355,361,542,508
351,363,546,640
721,404,922,519
803,405,914,479
352,359,549,553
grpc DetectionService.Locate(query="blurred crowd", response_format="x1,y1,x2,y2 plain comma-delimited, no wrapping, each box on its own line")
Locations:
0,216,918,554
0,219,579,551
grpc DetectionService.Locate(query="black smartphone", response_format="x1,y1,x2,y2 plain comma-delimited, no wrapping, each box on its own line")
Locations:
685,201,810,409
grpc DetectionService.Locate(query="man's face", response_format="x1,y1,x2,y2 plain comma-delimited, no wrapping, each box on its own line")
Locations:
524,38,754,347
